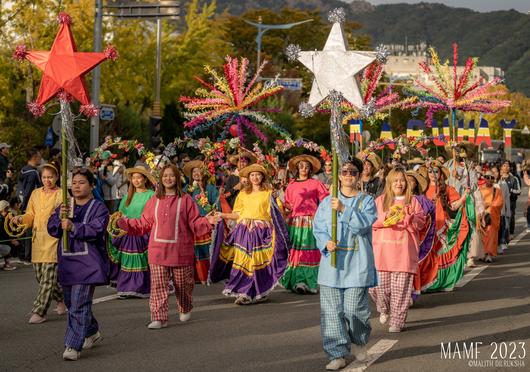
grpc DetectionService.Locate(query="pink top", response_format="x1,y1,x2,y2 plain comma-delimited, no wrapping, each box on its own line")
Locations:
372,195,426,273
284,178,329,218
118,194,212,267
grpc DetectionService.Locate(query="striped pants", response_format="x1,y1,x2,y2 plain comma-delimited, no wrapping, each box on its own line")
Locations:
369,271,414,329
63,284,99,351
150,264,194,322
320,286,371,360
32,263,63,316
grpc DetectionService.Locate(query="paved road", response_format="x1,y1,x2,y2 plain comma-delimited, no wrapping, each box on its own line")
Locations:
1,197,529,372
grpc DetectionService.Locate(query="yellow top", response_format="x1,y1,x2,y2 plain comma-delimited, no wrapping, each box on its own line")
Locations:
22,187,62,263
232,190,274,223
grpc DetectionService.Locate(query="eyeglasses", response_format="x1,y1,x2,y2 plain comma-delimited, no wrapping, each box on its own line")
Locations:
340,169,359,176
428,168,439,174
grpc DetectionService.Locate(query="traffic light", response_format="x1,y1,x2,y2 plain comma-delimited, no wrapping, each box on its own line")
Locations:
149,115,162,148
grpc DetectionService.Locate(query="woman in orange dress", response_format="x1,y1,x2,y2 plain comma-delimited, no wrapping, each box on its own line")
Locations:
424,160,470,292
479,171,504,263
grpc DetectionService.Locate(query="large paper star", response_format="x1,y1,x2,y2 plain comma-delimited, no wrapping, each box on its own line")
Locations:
297,22,375,108
14,12,117,116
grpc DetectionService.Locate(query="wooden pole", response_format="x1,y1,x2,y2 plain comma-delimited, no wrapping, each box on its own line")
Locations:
60,101,70,252
331,149,338,267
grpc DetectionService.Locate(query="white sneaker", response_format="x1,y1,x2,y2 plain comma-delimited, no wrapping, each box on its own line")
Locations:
82,331,102,349
379,313,389,325
63,347,80,361
497,246,504,255
351,344,368,362
484,255,493,263
388,326,402,333
147,320,168,329
502,243,508,251
179,312,191,322
326,358,347,370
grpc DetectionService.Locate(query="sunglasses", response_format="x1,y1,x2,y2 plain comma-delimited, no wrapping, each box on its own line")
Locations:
340,169,359,176
428,168,439,174
484,175,495,180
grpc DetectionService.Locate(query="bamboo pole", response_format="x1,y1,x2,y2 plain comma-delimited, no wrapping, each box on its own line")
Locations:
60,101,70,252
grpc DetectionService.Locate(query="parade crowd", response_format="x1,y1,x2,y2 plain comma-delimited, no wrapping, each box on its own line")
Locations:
0,140,528,369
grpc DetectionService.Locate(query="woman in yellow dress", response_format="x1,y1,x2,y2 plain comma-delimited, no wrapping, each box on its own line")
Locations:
213,164,289,305
13,163,65,324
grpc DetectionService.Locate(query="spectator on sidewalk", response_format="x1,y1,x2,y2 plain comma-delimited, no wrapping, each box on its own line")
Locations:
16,148,42,265
0,143,11,181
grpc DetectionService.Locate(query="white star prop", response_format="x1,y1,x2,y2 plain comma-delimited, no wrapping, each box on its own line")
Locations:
298,22,376,108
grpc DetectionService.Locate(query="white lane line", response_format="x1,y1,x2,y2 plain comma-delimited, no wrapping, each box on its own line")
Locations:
516,217,526,224
93,294,119,304
344,339,398,371
509,229,527,246
455,266,488,288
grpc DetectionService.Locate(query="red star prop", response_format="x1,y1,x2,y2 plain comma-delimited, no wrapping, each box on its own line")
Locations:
13,12,117,116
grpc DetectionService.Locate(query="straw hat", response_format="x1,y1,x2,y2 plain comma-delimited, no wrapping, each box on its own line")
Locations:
406,157,425,166
417,165,429,181
429,160,450,180
125,167,157,187
406,170,428,194
239,163,269,180
228,151,257,166
41,163,59,176
182,160,204,179
357,152,383,172
288,154,321,174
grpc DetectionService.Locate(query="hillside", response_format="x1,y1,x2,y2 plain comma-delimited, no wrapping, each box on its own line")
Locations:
208,0,530,95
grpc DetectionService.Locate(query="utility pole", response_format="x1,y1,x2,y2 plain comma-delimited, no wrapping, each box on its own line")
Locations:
90,0,103,152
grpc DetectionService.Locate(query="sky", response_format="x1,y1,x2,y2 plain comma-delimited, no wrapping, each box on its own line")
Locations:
343,0,530,13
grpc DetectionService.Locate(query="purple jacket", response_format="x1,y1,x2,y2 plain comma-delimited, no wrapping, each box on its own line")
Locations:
48,199,110,286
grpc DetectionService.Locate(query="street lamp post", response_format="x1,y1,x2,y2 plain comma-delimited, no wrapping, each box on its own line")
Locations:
244,18,313,74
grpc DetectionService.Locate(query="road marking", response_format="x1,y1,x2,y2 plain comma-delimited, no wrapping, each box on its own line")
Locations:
93,294,119,304
516,217,526,224
509,229,527,246
455,266,488,288
344,339,398,371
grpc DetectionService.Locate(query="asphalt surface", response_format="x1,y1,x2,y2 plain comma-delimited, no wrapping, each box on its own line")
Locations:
1,196,529,372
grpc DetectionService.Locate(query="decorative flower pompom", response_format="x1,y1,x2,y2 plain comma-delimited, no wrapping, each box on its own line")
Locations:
104,45,119,61
57,90,74,103
13,44,27,62
57,12,72,25
80,104,99,117
328,8,346,24
27,102,46,117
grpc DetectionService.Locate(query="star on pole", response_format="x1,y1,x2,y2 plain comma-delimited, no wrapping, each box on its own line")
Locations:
295,16,376,109
14,12,118,116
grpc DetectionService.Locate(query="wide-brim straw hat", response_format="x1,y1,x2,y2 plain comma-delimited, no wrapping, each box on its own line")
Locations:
407,157,425,166
406,170,428,194
417,165,429,181
429,160,450,180
239,163,269,180
288,154,321,174
357,152,383,172
182,160,204,179
228,151,257,166
125,167,157,187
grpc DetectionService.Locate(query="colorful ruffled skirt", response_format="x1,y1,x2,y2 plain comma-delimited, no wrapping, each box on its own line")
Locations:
280,216,320,293
212,218,288,302
108,234,150,297
426,196,474,292
194,232,212,283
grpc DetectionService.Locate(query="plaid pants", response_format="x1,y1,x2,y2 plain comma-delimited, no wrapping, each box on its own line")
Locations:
32,263,63,316
63,284,98,351
150,264,194,321
320,286,371,360
369,271,414,329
